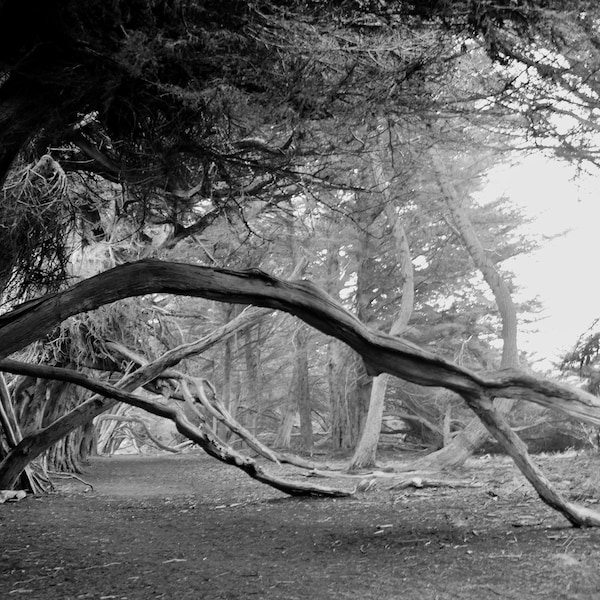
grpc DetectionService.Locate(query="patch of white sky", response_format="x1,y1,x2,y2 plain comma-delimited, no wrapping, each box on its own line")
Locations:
475,153,600,371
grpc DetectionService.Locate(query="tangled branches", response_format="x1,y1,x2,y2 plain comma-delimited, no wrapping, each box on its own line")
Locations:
0,156,73,306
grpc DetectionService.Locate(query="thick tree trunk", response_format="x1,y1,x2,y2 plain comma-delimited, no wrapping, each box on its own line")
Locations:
221,307,237,441
329,342,352,449
324,234,351,450
349,200,380,448
97,403,129,455
273,402,295,448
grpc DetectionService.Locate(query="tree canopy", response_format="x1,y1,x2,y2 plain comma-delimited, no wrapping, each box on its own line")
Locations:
2,0,593,297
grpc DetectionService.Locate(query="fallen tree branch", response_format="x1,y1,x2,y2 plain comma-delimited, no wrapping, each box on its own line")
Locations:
181,379,282,465
388,476,481,490
0,306,272,489
107,341,328,472
0,360,353,498
1,260,600,525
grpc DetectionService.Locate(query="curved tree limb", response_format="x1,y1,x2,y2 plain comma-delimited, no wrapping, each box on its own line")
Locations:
0,304,269,489
2,260,600,524
0,359,352,498
0,260,598,423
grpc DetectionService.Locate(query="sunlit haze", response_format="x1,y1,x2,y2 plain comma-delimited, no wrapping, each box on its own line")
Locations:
477,155,600,371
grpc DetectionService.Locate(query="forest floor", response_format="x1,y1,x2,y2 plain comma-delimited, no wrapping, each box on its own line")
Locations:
3,449,600,599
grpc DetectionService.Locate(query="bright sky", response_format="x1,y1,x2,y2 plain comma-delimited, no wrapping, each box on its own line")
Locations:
476,154,600,372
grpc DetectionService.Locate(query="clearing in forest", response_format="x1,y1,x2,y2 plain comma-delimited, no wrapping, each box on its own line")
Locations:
2,451,600,600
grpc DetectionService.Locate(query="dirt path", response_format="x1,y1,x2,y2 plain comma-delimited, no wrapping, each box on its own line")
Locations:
2,451,600,599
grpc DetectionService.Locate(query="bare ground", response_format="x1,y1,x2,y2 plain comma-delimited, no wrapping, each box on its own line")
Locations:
2,450,600,600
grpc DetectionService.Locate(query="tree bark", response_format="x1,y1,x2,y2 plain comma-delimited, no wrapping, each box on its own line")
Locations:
0,260,596,421
242,324,260,435
323,235,351,450
220,305,238,441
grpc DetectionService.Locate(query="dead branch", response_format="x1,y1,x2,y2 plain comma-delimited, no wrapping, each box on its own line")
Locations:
107,328,326,472
388,476,481,490
0,360,353,498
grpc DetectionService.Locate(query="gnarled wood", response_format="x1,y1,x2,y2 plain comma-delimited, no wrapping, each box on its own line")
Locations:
0,260,598,424
0,304,267,489
0,360,353,498
2,260,600,524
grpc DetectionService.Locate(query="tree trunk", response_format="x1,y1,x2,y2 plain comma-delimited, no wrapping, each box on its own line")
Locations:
329,342,353,449
241,321,262,441
349,146,415,469
273,400,295,448
97,403,129,454
323,229,351,450
295,326,313,453
220,305,240,441
416,153,519,469
345,197,381,449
